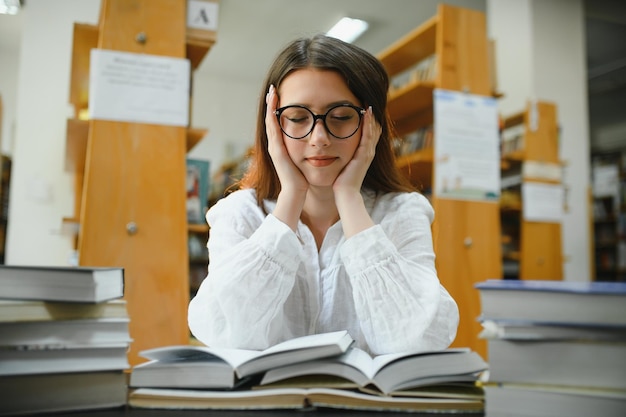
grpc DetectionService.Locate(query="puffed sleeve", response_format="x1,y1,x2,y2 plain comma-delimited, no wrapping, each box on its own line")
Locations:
340,192,459,355
187,190,303,349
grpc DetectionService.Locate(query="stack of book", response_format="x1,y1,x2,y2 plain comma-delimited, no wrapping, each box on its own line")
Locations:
476,279,626,417
128,330,488,413
0,265,130,415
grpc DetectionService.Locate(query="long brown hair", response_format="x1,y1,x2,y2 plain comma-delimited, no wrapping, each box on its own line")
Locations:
239,34,415,206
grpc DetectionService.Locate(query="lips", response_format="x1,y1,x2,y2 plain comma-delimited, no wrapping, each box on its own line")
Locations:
306,156,337,167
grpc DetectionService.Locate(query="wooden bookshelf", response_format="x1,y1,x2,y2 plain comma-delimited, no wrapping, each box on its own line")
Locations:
500,100,563,280
377,4,499,359
591,151,626,282
65,119,206,172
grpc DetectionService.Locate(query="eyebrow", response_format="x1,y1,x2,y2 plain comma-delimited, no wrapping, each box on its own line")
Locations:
280,100,360,111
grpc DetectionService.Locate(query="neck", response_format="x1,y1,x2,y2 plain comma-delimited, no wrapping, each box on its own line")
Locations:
301,187,340,249
302,186,338,220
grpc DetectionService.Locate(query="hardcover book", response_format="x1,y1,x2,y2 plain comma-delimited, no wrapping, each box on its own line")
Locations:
486,338,626,390
0,265,124,303
186,158,210,224
259,346,488,395
130,331,354,389
0,344,130,376
0,371,127,416
475,279,626,325
484,384,626,417
0,299,128,323
0,318,131,347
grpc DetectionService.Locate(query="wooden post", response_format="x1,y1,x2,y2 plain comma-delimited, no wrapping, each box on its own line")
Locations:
520,101,563,280
78,0,190,365
431,4,500,359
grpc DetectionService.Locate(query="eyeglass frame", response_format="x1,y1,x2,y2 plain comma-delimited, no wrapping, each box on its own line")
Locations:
274,103,366,140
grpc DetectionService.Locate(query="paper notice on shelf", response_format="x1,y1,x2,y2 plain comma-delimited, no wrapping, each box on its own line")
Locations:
523,161,562,182
433,89,500,202
592,164,619,198
522,182,564,223
89,49,190,127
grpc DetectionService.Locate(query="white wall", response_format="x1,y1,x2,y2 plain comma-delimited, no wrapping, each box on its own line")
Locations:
188,70,259,175
488,0,591,281
0,12,21,155
0,53,19,156
5,0,100,265
487,0,534,115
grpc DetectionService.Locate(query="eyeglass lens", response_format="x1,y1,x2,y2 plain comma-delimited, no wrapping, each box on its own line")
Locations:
277,105,362,139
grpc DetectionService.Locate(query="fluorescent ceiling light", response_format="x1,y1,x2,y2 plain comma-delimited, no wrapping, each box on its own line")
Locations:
326,17,369,44
0,0,21,15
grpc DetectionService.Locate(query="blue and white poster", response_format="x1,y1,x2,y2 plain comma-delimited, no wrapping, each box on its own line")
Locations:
433,89,500,202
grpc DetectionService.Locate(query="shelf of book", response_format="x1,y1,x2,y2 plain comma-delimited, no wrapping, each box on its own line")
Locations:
387,82,435,132
591,150,626,282
0,265,131,414
0,153,11,264
377,15,437,77
395,147,433,191
188,224,209,299
476,279,626,416
378,3,499,358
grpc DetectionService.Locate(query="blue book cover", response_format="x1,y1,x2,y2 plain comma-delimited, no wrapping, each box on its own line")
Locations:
475,279,626,295
186,158,210,224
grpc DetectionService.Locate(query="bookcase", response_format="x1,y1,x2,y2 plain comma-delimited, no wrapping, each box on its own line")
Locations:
500,100,563,281
188,223,209,298
376,4,500,358
0,95,8,264
62,0,216,365
0,154,10,264
591,150,626,282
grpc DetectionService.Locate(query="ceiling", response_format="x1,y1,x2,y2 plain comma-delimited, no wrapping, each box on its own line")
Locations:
0,0,624,147
585,0,626,95
193,0,484,80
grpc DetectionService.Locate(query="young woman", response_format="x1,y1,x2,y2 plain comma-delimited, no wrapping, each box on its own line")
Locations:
188,34,459,355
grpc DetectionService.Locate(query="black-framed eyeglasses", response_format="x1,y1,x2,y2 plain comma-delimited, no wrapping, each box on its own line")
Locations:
275,104,366,140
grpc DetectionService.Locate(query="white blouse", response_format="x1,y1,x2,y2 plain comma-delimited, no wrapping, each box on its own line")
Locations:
188,188,459,355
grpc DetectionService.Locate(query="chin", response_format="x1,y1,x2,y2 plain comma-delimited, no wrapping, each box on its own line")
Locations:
305,174,338,188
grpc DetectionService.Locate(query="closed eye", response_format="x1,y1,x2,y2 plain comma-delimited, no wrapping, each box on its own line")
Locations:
287,116,309,124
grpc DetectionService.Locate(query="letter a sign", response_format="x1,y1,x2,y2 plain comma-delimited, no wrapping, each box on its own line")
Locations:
187,0,219,31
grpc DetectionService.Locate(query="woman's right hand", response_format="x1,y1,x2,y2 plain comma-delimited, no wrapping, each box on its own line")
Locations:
265,85,309,194
265,85,308,230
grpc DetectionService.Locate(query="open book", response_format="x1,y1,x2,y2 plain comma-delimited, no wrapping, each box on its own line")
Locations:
130,330,354,389
258,346,488,395
131,330,487,396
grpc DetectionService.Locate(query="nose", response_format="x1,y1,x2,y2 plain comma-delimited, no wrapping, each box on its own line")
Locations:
309,119,331,147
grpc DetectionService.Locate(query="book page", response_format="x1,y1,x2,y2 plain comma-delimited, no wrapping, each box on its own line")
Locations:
261,331,351,355
139,345,259,368
139,331,352,373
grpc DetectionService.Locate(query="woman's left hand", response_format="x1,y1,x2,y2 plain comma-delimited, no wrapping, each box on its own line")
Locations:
333,106,381,196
